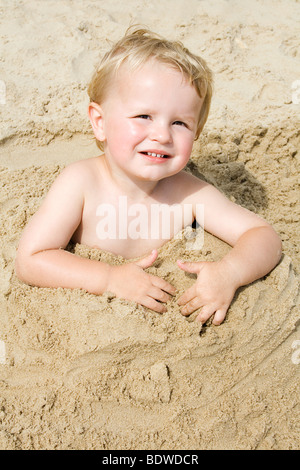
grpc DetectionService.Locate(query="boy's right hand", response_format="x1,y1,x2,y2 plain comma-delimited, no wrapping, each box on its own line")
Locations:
105,250,176,313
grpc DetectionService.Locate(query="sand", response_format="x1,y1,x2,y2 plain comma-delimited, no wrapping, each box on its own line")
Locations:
0,0,299,450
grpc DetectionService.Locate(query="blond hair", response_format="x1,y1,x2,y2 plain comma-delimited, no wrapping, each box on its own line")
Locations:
88,26,213,150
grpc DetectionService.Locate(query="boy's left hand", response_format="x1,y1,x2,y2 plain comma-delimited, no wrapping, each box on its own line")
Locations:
177,259,238,325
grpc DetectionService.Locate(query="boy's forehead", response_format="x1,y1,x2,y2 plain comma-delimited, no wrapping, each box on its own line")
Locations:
110,60,196,97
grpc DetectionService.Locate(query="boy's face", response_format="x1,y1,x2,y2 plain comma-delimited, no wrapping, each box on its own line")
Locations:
94,60,203,183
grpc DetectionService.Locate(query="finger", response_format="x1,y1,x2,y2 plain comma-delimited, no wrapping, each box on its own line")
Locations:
180,296,203,316
142,296,168,314
177,260,202,274
212,308,227,326
136,249,158,269
177,286,196,306
148,286,171,303
150,275,177,295
196,305,216,324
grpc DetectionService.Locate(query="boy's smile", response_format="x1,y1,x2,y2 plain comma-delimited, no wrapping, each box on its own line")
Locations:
139,149,172,162
90,60,203,190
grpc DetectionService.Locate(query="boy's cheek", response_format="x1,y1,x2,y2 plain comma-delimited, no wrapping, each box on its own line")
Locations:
108,120,145,145
125,120,150,142
180,140,195,164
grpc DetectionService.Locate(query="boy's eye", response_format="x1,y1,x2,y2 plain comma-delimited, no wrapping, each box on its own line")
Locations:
136,115,151,120
173,121,187,127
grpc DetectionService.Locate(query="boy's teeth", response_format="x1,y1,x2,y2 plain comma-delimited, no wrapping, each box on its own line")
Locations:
146,152,166,158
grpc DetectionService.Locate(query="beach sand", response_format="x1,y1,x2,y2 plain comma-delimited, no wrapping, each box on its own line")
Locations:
0,0,299,449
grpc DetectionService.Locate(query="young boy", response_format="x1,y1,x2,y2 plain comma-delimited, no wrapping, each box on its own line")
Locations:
15,27,282,325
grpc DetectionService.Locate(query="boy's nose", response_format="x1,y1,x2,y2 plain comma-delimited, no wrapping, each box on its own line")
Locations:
149,122,172,144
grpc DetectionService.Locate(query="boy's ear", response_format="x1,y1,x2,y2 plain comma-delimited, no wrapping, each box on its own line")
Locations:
88,102,106,142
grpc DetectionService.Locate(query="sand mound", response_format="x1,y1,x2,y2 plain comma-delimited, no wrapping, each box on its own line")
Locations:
1,239,299,450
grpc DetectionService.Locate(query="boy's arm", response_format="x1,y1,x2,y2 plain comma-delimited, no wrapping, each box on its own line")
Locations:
15,163,110,293
213,225,282,287
198,182,282,280
177,182,282,324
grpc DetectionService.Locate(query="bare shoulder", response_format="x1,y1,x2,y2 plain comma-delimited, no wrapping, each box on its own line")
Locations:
48,156,101,194
17,157,103,255
172,169,230,203
57,156,100,181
